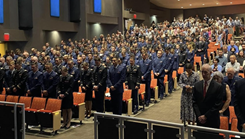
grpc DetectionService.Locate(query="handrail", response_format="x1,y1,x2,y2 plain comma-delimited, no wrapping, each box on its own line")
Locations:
0,101,25,139
187,125,245,139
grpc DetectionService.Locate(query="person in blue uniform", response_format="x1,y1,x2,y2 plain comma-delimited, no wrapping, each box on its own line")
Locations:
195,37,206,64
54,57,63,75
68,60,80,92
80,62,94,118
152,50,166,99
42,63,59,98
12,60,28,96
139,52,152,106
125,57,142,114
92,57,107,113
107,57,126,115
163,47,174,94
26,62,43,97
57,67,74,129
0,66,4,94
4,61,15,95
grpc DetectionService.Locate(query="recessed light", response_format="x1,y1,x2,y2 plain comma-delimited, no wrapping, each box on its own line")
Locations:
178,0,180,1
230,2,232,4
202,4,205,5
190,4,192,6
216,3,219,4
181,7,183,8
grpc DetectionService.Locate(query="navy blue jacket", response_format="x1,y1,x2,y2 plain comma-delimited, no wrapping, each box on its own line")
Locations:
152,57,166,78
139,59,152,81
107,65,126,93
42,71,59,98
26,71,43,97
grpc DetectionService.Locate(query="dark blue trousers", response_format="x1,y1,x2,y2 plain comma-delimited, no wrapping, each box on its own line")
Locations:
110,91,123,115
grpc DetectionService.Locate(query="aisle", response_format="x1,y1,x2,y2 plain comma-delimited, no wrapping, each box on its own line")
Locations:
25,89,183,139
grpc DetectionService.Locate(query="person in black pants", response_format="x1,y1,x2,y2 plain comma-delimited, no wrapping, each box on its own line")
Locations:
92,57,107,113
80,62,93,118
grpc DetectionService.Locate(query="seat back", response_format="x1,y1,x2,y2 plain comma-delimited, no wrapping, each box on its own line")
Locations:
150,79,157,88
2,88,6,95
194,56,201,66
228,34,232,41
6,95,19,103
123,89,132,101
164,75,168,84
79,86,82,93
178,67,184,74
139,84,145,94
231,118,239,132
106,87,110,93
229,106,237,124
219,116,229,130
45,99,61,111
0,94,6,101
73,92,85,104
239,73,244,78
19,96,32,108
30,97,46,110
172,70,177,79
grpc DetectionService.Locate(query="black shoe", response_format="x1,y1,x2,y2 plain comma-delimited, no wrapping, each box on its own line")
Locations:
146,103,149,107
87,115,91,119
61,124,66,128
65,126,70,129
134,109,138,114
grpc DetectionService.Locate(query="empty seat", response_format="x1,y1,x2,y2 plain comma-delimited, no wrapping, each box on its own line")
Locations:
6,95,19,103
37,98,62,133
164,75,169,95
229,106,237,124
172,70,177,90
178,67,184,75
72,92,85,123
122,89,132,116
150,79,158,101
19,96,32,108
2,88,6,95
138,84,145,108
25,97,46,129
0,94,6,101
194,56,202,72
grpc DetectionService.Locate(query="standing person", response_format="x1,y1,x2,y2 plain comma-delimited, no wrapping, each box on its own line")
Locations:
212,71,231,117
12,60,28,96
4,61,15,95
0,66,4,94
234,17,241,37
139,52,152,106
81,62,93,118
42,63,59,98
193,64,223,128
68,60,80,92
26,62,43,97
179,63,200,127
107,57,126,115
125,57,142,114
234,67,245,132
152,50,166,99
57,67,74,129
92,57,107,113
54,57,63,75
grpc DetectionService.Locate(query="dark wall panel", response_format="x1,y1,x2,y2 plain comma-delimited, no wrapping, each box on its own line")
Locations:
124,0,150,13
87,23,118,39
18,0,33,30
70,0,81,22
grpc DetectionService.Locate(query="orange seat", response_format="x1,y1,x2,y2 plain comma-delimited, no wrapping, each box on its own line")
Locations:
2,88,6,95
92,91,95,99
25,97,46,111
6,95,19,103
229,106,237,124
239,73,244,78
172,71,177,79
79,86,82,93
41,98,61,113
73,92,85,106
228,34,232,41
0,94,6,101
220,116,229,130
106,87,110,93
230,118,239,138
194,56,201,66
19,96,32,108
150,79,157,88
164,75,168,84
123,89,132,101
139,84,145,100
178,67,184,74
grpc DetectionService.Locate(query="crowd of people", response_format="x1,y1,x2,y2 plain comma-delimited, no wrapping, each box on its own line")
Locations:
0,14,245,131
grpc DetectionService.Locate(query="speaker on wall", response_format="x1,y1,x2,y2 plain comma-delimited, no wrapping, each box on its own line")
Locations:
70,0,81,22
18,0,33,30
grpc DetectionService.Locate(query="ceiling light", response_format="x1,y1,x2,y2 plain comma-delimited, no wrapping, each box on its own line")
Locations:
190,4,192,6
178,0,180,1
230,2,232,4
216,3,219,4
181,7,183,8
202,4,205,5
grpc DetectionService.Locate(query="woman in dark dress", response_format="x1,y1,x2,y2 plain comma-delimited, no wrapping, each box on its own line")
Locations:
236,50,245,73
212,71,231,117
57,67,74,129
80,62,93,118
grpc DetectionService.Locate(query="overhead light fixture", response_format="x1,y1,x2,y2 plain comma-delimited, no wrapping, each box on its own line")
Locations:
190,4,192,6
216,3,219,4
230,2,232,4
178,0,180,1
181,7,183,8
202,4,205,5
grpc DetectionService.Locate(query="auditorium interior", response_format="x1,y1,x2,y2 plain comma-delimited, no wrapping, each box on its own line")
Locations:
1,0,245,139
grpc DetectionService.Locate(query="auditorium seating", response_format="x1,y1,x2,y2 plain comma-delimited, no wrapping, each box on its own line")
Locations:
229,106,237,124
19,96,32,108
194,56,202,72
150,79,158,101
6,95,19,103
122,89,132,116
239,73,244,78
178,67,184,75
164,75,169,95
172,70,177,90
0,94,6,101
138,84,145,109
37,98,62,132
220,116,229,137
73,92,86,123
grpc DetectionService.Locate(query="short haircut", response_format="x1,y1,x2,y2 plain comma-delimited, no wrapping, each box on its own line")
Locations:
31,62,38,67
82,62,89,67
202,64,212,72
94,57,101,61
213,71,224,80
214,58,220,63
45,62,53,68
61,66,68,72
185,63,193,69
